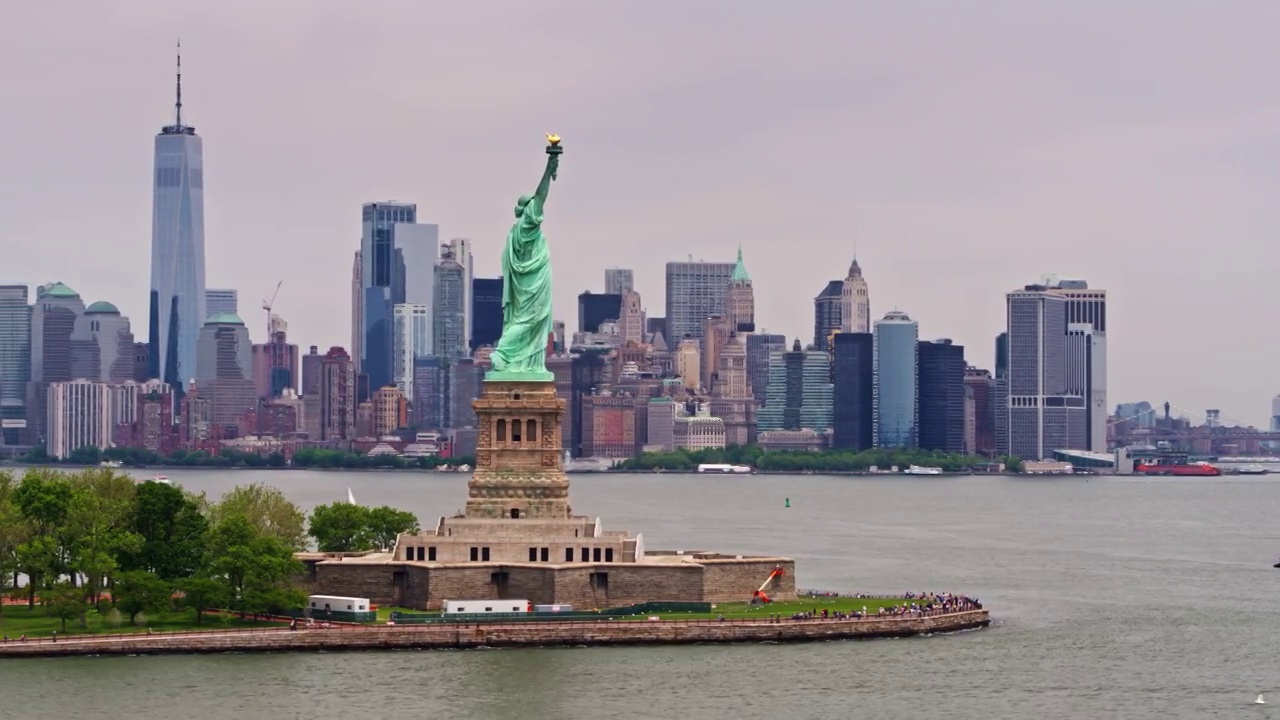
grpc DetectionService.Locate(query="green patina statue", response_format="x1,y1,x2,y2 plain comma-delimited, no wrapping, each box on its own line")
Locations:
487,134,563,382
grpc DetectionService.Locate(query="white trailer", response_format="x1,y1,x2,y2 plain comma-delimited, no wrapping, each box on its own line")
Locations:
442,599,530,615
308,595,371,613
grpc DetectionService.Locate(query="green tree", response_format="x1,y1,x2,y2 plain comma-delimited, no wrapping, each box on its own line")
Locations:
121,481,209,580
66,445,102,466
65,470,140,602
177,577,230,623
366,506,420,550
0,471,27,621
114,570,172,623
206,515,304,618
43,581,87,633
308,503,372,552
209,484,307,550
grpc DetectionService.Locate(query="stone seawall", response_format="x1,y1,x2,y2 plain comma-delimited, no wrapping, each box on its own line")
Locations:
0,610,987,658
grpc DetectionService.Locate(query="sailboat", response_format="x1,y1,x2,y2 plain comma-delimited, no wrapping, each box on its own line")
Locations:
1256,694,1266,705
347,488,357,505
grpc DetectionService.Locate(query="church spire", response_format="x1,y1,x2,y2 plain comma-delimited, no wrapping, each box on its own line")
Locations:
731,244,751,283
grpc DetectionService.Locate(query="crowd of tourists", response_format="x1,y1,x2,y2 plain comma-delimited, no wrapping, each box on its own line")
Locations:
778,592,983,621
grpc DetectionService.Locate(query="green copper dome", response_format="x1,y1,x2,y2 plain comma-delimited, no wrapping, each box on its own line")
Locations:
85,301,120,314
40,282,80,299
204,312,245,326
731,245,751,283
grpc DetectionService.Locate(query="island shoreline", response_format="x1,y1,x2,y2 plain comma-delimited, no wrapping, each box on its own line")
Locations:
0,610,989,658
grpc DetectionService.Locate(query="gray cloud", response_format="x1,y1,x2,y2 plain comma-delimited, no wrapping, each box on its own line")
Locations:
2,0,1277,424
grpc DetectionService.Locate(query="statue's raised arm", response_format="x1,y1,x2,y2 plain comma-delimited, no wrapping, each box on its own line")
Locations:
535,133,562,208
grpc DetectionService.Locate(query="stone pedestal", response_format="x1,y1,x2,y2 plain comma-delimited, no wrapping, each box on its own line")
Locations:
466,380,570,519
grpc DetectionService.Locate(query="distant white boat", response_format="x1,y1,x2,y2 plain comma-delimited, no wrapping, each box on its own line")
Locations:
347,488,357,505
1238,464,1268,475
1256,694,1266,705
905,465,943,475
697,463,752,474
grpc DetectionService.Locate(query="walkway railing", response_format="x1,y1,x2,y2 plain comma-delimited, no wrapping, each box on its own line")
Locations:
0,607,986,646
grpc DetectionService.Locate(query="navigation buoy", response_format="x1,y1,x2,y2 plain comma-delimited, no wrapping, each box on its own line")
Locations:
784,498,790,508
1256,694,1266,705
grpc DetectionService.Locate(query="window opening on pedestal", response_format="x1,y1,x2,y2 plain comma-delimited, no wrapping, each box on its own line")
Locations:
496,419,507,442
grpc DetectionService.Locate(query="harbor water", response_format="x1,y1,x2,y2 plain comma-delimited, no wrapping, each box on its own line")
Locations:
1,469,1278,719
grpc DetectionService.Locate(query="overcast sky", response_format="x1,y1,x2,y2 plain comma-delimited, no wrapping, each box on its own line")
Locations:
3,1,1278,424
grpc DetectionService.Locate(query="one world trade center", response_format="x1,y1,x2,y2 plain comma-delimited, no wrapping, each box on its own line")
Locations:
148,45,206,395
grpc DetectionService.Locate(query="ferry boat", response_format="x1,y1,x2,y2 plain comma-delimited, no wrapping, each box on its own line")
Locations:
696,463,752,474
1134,459,1221,477
904,465,943,475
1236,464,1269,475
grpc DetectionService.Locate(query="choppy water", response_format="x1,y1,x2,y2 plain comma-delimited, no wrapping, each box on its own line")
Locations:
3,469,1280,719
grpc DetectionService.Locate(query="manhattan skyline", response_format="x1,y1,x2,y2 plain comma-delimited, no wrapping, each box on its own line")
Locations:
2,2,1278,424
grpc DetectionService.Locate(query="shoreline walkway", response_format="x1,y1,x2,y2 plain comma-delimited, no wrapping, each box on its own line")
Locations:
0,609,989,657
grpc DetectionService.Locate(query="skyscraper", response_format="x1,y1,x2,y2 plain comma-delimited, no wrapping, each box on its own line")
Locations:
872,311,919,448
618,290,645,346
1005,283,1087,460
604,268,634,295
27,283,89,444
46,380,113,459
470,278,504,351
709,333,755,445
0,286,32,445
813,281,844,351
445,239,473,351
758,339,833,432
148,47,206,394
393,304,432,400
1050,280,1107,451
965,367,997,456
916,339,966,454
319,347,356,441
433,246,467,360
350,251,362,372
251,316,299,399
726,247,755,333
745,332,785,403
664,260,735,343
195,313,255,431
831,333,874,450
395,224,439,305
84,301,136,382
359,201,417,390
840,258,871,333
578,292,622,334
204,289,237,317
300,345,322,396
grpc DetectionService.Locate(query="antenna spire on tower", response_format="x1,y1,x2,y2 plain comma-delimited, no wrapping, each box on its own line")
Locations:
175,39,183,127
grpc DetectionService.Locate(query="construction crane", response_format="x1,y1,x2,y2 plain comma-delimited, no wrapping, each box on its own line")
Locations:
751,565,785,605
262,281,283,340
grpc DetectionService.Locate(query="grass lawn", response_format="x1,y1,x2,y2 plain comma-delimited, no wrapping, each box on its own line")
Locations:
643,596,911,621
374,597,915,623
0,605,286,639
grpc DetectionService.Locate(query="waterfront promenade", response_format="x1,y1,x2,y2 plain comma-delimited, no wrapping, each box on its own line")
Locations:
0,608,989,657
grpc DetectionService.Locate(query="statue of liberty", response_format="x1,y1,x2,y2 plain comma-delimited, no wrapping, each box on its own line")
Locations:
488,134,563,381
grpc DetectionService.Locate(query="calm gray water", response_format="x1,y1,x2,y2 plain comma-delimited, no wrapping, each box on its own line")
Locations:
3,469,1280,719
